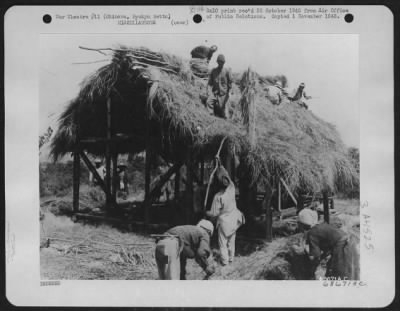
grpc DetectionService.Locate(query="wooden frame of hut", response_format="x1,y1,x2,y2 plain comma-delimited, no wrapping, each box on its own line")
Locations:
50,45,358,239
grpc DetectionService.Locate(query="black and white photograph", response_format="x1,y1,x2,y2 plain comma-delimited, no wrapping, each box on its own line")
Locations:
39,34,360,281
5,5,394,308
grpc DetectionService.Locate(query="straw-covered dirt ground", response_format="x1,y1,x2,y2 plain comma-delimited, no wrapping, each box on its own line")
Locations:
40,195,359,280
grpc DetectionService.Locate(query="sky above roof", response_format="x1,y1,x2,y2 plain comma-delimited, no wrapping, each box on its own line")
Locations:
40,34,359,148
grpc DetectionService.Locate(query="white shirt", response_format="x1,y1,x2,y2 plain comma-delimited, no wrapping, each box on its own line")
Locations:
210,182,245,236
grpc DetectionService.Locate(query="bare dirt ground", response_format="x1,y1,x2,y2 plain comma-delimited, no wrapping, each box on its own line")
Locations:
40,198,359,280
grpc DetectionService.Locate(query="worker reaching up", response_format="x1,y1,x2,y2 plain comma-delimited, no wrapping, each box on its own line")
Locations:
206,161,245,266
155,220,215,280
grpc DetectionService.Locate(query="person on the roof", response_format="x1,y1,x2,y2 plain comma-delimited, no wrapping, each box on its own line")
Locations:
206,163,245,266
155,220,215,280
288,82,312,109
265,80,288,105
295,208,360,280
206,54,233,119
190,45,218,63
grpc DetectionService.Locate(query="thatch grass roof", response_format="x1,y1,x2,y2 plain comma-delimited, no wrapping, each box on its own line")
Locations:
50,45,358,193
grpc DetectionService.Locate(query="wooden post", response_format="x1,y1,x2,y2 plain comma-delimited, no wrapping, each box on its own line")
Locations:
278,177,282,214
263,188,273,242
144,84,153,231
323,191,330,223
238,167,256,219
144,151,151,230
73,151,80,213
231,155,236,183
144,138,151,232
112,153,118,205
73,105,81,213
186,150,194,223
105,97,112,210
224,147,233,181
200,156,204,185
175,167,180,202
297,194,304,214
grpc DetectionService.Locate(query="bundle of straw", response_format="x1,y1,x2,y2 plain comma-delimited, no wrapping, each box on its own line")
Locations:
189,58,210,79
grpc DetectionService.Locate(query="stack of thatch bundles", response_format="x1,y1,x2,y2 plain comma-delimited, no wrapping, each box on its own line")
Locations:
51,45,358,194
189,58,210,79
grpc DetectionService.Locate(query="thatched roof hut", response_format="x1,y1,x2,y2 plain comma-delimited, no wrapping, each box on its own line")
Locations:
50,45,357,194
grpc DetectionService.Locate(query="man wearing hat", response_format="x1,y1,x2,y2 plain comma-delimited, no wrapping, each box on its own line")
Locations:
296,208,359,280
206,54,233,119
206,164,245,266
190,44,218,63
155,220,215,280
288,82,312,109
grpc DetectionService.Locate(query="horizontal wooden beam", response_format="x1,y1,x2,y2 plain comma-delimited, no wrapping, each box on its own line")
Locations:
73,213,169,229
80,135,144,144
279,207,297,219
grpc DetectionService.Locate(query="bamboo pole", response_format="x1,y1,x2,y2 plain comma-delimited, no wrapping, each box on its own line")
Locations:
175,167,180,202
224,145,233,181
73,106,81,213
73,151,80,213
200,156,205,185
105,97,112,210
263,189,273,242
231,154,236,183
323,191,330,223
297,194,304,214
112,153,118,205
186,150,194,223
278,177,282,213
144,131,151,232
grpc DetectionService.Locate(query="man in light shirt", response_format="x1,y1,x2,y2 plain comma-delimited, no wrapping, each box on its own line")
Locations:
206,164,245,265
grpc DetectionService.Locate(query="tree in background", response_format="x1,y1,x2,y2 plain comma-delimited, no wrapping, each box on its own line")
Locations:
39,126,53,149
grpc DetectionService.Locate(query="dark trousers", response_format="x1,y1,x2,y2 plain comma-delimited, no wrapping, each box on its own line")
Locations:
326,238,360,280
180,255,187,280
206,93,229,118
